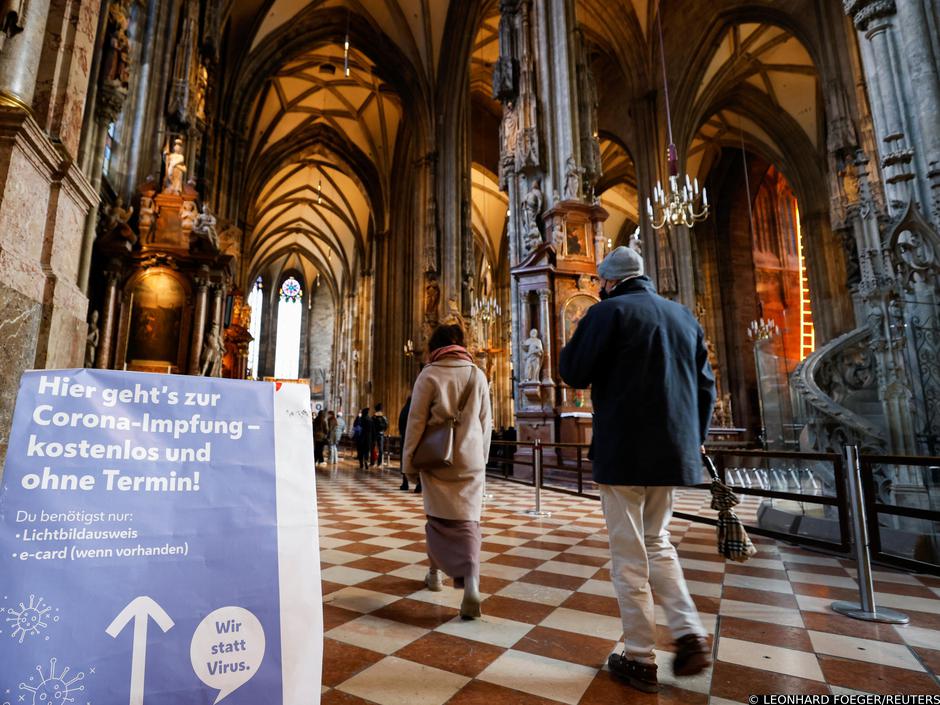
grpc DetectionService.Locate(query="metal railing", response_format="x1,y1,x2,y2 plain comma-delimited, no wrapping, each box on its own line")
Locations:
483,440,940,576
859,452,940,575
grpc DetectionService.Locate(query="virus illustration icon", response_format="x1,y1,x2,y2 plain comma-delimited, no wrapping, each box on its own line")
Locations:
19,658,84,704
5,595,56,643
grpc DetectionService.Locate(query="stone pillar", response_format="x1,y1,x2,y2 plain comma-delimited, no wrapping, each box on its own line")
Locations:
538,288,554,384
674,225,696,309
844,0,918,213
0,0,52,106
894,0,940,223
189,276,209,374
77,85,127,293
95,269,120,368
211,283,225,330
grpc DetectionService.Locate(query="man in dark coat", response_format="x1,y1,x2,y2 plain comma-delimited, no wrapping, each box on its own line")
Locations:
560,245,715,694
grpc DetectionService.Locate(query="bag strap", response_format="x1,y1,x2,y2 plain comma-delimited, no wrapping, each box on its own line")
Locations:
453,367,476,424
702,452,721,482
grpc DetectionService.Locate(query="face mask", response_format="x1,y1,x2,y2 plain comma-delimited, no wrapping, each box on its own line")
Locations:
599,287,610,301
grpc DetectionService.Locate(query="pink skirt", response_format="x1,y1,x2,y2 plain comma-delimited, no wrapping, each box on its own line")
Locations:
425,515,481,584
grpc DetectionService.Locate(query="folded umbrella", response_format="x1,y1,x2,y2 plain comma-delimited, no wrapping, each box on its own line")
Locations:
703,454,757,562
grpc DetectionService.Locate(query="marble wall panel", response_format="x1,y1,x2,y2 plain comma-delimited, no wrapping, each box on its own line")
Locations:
0,143,53,301
34,0,99,158
0,283,42,472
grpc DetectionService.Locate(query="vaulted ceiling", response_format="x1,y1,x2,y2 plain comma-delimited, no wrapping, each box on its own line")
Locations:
248,0,455,85
244,43,397,291
224,1,828,290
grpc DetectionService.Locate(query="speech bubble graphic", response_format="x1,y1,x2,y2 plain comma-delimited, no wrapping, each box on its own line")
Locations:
191,606,266,704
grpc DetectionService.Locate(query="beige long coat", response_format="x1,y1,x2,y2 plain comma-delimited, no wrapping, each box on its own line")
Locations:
402,359,492,521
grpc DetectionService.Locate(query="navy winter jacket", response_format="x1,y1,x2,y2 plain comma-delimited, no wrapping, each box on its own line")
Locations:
559,276,716,487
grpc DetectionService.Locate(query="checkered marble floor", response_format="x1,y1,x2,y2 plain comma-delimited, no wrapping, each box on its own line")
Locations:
315,461,940,705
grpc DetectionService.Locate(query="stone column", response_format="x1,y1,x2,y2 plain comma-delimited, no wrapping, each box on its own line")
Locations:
189,276,209,374
894,0,940,223
77,85,127,293
211,283,225,330
845,0,916,213
0,0,52,106
538,288,554,385
95,269,121,368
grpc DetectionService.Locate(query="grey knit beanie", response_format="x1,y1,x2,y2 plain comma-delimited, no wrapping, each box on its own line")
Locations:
597,246,644,281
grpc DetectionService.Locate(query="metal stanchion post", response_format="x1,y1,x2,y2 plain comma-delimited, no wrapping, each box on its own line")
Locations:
523,439,551,517
832,445,908,624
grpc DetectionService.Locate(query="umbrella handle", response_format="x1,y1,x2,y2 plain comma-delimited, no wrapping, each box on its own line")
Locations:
702,453,721,482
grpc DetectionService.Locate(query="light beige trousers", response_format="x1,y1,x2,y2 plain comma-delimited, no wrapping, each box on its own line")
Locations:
599,484,706,663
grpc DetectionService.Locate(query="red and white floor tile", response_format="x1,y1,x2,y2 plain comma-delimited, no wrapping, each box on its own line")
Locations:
314,461,940,705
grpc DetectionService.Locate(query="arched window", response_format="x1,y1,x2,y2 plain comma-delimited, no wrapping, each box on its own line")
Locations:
246,277,263,379
274,275,303,379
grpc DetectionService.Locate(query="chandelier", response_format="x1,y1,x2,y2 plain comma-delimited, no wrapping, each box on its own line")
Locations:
646,9,709,231
747,318,780,342
471,295,501,349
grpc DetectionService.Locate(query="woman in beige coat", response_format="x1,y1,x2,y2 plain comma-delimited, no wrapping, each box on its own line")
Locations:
402,323,492,619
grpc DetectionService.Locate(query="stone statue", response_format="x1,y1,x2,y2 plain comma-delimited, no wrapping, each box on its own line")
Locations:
193,204,219,251
443,297,466,330
522,329,544,383
139,195,155,240
523,224,543,257
424,277,440,321
627,227,642,255
104,196,134,230
100,0,131,90
85,310,99,368
897,229,934,283
200,324,224,377
551,223,565,251
180,200,198,232
564,156,584,201
163,138,187,194
523,177,543,232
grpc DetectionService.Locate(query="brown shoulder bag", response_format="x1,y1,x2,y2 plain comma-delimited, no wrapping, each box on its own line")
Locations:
411,366,476,470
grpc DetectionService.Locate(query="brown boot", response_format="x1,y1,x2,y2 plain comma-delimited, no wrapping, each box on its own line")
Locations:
673,634,711,676
607,653,659,693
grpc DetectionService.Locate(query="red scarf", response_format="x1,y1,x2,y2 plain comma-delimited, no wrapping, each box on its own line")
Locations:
428,344,473,363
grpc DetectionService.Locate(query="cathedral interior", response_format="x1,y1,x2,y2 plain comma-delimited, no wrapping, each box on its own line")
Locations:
1,0,940,700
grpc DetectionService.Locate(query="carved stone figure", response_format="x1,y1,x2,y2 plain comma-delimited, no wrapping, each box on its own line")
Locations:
139,195,155,240
627,227,643,255
443,297,466,330
523,224,543,257
551,223,565,251
502,102,519,155
163,138,187,194
200,324,224,377
100,0,131,90
85,311,99,368
105,196,134,230
564,156,584,201
424,277,440,321
180,200,198,232
523,178,543,232
896,229,934,284
522,329,544,383
193,204,219,251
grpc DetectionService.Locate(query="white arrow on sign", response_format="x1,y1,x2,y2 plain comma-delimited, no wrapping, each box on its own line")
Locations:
106,596,175,705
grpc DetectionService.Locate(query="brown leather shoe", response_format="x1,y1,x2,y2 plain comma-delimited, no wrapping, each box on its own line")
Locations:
673,634,711,676
608,653,659,693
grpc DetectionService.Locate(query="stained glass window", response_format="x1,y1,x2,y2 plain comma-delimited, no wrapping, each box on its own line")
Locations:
247,277,263,379
279,276,303,303
275,275,303,379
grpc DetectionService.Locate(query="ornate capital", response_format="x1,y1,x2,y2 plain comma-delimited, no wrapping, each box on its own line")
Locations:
95,84,128,123
537,288,551,302
843,0,896,30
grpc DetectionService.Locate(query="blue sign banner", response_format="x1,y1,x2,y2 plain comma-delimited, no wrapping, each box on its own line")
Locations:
0,369,322,705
